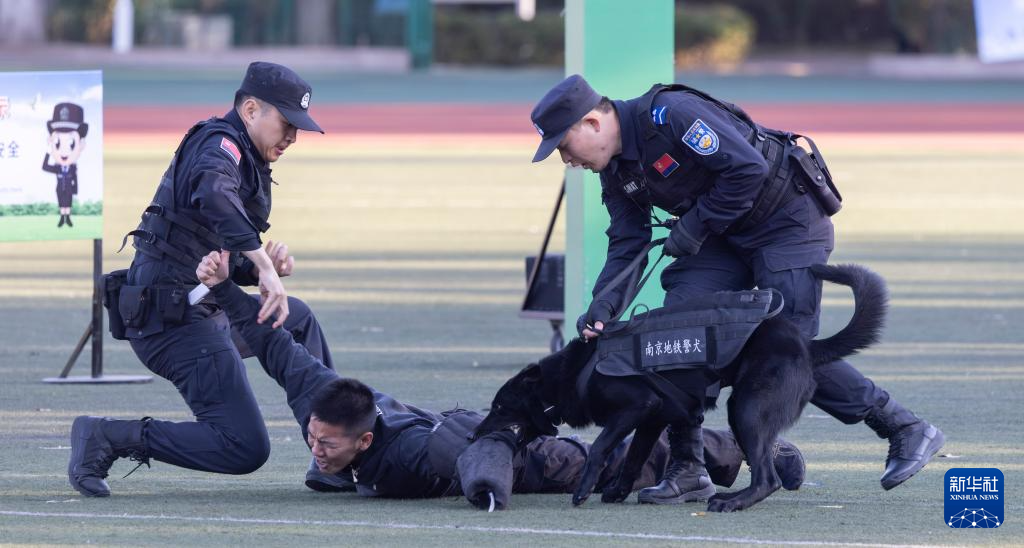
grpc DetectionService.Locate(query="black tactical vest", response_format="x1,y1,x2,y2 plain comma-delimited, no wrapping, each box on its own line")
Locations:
617,84,789,222
126,118,271,282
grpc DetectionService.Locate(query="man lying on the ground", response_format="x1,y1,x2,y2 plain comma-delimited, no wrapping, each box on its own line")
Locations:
196,250,806,500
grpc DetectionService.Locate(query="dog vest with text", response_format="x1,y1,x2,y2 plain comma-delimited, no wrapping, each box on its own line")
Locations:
594,288,782,377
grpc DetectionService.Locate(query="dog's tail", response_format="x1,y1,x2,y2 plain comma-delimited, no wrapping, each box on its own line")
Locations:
808,263,888,366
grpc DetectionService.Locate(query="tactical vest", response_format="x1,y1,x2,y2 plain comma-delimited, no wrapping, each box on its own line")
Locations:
593,288,782,377
618,84,801,228
123,118,271,282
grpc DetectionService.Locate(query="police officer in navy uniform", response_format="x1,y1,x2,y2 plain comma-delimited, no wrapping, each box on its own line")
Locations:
529,75,944,504
68,62,335,497
190,250,806,500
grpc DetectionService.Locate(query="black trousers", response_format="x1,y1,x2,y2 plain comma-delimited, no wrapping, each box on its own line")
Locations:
129,294,334,474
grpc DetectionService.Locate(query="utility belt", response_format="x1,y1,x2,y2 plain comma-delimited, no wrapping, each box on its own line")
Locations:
738,127,842,230
101,269,193,340
106,200,244,340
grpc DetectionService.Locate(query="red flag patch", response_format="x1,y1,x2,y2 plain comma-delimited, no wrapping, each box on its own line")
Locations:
652,153,679,177
219,137,241,165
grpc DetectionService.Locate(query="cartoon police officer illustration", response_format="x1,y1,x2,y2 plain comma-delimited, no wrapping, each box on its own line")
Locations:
42,102,88,228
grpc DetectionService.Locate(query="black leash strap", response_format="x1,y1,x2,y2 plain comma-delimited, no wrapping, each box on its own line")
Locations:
590,238,668,325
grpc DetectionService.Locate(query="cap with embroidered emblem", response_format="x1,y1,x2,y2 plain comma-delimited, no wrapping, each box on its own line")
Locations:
530,74,601,162
237,61,323,134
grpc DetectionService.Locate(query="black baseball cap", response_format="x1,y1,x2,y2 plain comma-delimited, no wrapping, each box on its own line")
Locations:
530,74,602,162
237,61,323,134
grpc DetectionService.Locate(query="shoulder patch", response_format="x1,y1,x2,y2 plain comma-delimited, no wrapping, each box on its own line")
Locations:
651,105,668,126
219,137,241,165
682,119,719,156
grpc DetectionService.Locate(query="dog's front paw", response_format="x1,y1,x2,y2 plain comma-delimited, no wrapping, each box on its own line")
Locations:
707,494,740,513
600,486,629,504
572,491,591,506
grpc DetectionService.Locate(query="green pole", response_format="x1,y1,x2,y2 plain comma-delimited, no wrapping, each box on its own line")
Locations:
563,0,675,330
406,0,433,70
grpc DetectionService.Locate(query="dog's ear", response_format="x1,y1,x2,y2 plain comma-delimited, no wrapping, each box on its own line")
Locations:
520,363,542,383
516,362,540,387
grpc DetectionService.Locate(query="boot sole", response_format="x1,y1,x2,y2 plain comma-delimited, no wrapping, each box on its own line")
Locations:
637,484,716,505
881,426,945,491
68,416,110,497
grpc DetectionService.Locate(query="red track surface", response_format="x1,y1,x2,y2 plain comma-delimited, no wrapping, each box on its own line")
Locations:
105,103,1024,135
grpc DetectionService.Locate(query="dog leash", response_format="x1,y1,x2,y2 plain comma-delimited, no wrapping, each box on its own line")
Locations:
588,237,669,331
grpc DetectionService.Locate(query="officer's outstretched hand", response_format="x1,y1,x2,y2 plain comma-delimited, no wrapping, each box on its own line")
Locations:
264,240,295,277
243,247,290,328
197,250,230,287
257,268,289,328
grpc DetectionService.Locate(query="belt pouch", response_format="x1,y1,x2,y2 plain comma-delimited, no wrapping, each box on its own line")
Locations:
792,146,842,216
102,270,129,340
118,285,151,329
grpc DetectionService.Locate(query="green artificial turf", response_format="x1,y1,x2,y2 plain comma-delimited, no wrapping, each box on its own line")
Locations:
1,136,1021,546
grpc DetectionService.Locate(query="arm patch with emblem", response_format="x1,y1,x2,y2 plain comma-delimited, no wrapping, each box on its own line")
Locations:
682,119,720,156
219,137,241,165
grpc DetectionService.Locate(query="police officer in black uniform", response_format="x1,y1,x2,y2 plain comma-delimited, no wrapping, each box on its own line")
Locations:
192,250,805,500
68,62,333,497
529,75,944,504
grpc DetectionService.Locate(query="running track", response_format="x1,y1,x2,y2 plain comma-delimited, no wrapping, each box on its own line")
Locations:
106,103,1024,135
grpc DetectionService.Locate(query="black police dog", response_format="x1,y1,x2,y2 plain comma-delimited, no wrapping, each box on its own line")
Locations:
474,263,887,512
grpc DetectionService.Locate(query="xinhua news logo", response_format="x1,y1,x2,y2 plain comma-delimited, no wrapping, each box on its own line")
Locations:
945,468,1003,528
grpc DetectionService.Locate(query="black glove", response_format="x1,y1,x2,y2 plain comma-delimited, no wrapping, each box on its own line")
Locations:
576,299,615,337
663,219,704,258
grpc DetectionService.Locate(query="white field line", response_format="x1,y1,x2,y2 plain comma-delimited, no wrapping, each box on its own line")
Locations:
0,509,962,548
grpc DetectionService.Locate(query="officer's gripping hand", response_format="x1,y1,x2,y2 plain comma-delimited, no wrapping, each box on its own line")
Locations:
663,219,704,258
576,300,614,341
253,240,295,278
197,250,230,287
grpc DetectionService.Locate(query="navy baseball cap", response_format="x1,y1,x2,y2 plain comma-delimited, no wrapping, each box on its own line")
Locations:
530,74,602,162
238,61,324,134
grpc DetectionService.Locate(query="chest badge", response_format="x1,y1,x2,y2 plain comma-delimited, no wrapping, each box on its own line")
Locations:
622,179,645,195
652,153,679,177
219,137,241,166
682,118,719,156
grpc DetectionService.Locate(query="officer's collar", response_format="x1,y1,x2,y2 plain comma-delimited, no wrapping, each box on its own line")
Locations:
605,99,641,175
223,109,269,170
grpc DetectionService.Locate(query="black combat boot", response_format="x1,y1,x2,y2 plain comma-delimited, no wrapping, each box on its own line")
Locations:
57,215,65,228
68,416,150,497
637,425,715,504
772,438,805,491
864,397,945,490
304,457,356,492
65,214,73,227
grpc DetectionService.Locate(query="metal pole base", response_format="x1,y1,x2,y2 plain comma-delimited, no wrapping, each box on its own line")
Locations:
42,375,152,384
